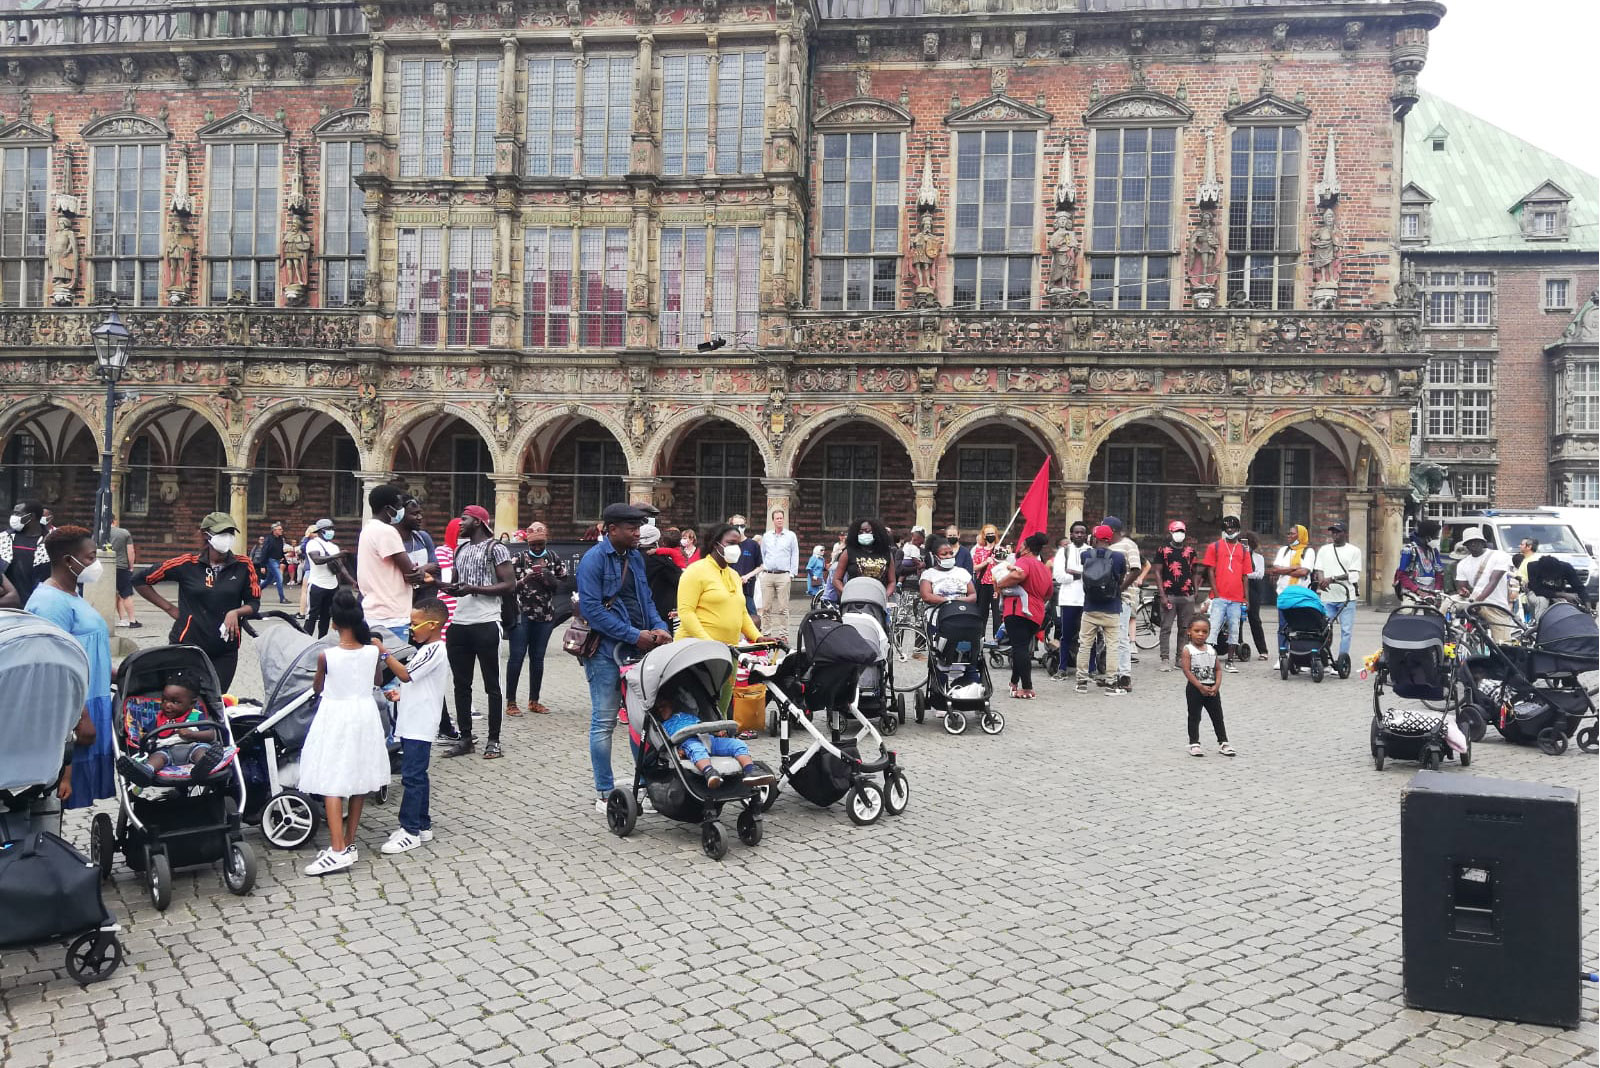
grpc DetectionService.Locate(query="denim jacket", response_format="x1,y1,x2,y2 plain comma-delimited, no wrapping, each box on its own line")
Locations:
576,539,667,660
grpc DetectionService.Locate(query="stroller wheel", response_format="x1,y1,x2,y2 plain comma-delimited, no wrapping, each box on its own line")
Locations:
605,789,639,837
879,713,898,737
883,770,910,816
1418,745,1438,771
370,785,390,806
754,780,780,813
1236,640,1252,660
146,852,172,912
1577,725,1598,754
1372,743,1386,771
980,710,1006,735
943,710,968,736
1336,653,1352,679
895,692,907,724
1279,658,1290,681
65,931,122,986
1536,727,1568,756
222,840,257,895
736,807,763,847
1311,657,1325,684
913,690,925,724
844,782,884,826
89,812,115,880
261,790,320,850
701,821,729,860
1457,703,1488,744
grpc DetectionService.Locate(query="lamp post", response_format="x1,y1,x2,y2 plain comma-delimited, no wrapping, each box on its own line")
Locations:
91,305,132,547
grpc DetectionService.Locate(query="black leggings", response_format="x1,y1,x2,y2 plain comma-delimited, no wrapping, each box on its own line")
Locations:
1245,578,1268,655
1185,684,1228,745
1006,616,1039,690
307,584,336,638
447,621,503,743
976,583,995,636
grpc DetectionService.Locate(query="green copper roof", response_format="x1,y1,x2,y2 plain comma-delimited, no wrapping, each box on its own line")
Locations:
1403,93,1598,254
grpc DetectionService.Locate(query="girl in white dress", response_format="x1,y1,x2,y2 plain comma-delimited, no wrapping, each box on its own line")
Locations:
301,589,412,876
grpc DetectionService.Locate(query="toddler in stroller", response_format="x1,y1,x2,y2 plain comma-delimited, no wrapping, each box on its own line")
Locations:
135,679,226,779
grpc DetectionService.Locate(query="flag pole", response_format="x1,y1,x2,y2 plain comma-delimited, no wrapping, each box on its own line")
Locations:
995,507,1022,546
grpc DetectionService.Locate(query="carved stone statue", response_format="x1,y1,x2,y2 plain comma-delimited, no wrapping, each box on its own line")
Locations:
1309,207,1342,307
280,215,311,301
1046,212,1078,293
164,215,195,302
1393,259,1420,308
49,219,77,304
908,213,941,306
1185,208,1220,292
177,56,198,85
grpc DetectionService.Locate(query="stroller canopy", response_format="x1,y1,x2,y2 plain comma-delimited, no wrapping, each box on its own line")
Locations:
1533,602,1599,669
0,609,89,795
1382,608,1448,651
256,622,337,749
623,639,735,723
1275,584,1326,615
840,577,889,615
841,612,889,658
800,615,880,667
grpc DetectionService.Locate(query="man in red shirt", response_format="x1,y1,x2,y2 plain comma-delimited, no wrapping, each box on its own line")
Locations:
1198,514,1250,672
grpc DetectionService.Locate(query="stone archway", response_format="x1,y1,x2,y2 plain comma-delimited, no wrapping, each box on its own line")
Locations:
645,410,774,534
1077,408,1229,539
0,399,101,524
516,408,636,538
239,403,368,534
932,407,1065,538
387,411,497,530
785,408,918,543
116,400,235,548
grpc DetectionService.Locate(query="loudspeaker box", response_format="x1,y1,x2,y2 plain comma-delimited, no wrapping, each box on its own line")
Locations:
1401,771,1580,1029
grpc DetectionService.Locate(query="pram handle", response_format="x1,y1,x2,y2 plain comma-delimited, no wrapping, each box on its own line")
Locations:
137,719,227,754
239,609,307,639
667,720,740,745
734,639,787,653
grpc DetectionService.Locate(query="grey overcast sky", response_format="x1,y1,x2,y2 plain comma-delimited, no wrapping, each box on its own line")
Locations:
1420,0,1600,177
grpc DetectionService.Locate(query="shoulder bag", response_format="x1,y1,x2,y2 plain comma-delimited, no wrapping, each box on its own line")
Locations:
563,554,630,659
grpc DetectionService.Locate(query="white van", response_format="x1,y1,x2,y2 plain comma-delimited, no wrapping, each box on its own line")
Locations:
1438,511,1598,600
1536,506,1600,559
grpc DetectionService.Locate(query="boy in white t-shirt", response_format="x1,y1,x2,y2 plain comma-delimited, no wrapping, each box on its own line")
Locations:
382,600,451,856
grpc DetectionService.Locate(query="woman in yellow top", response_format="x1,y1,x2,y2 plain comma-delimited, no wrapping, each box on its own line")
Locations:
677,523,763,646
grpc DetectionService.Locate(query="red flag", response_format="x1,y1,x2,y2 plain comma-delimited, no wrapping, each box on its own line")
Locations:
1018,458,1051,541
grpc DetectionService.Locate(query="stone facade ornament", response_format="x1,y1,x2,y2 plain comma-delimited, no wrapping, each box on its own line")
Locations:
63,59,83,90
1198,25,1217,62
1195,128,1222,208
293,52,314,81
218,54,237,80
908,213,942,309
1054,138,1075,210
164,215,195,305
178,56,198,86
49,218,77,305
1056,29,1075,59
916,146,937,213
6,61,22,87
922,33,939,61
119,57,140,84
1046,212,1079,304
1393,260,1420,308
990,66,1006,96
280,216,311,305
1186,208,1220,306
169,147,195,216
854,67,870,99
1308,207,1343,309
1315,130,1341,206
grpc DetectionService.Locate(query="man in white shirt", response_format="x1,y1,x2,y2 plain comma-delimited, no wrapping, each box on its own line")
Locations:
1052,521,1089,678
1316,521,1363,664
1105,516,1141,680
758,508,800,640
1455,526,1516,644
302,517,356,638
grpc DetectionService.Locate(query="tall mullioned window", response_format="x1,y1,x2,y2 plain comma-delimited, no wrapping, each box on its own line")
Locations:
89,144,162,305
1225,125,1300,309
0,145,48,307
1089,126,1174,310
451,58,499,177
660,54,711,176
583,56,633,177
395,227,492,347
818,132,900,311
398,59,446,178
955,446,1018,531
320,140,366,307
206,142,279,304
1426,272,1495,326
952,130,1037,310
526,57,576,177
523,226,628,349
1425,357,1494,438
659,224,759,349
715,51,766,174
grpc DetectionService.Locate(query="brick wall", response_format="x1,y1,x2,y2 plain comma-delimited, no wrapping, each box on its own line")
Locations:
932,426,1046,537
791,424,915,544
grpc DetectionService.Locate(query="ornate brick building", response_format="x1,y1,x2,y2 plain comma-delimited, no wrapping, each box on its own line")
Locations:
0,0,1438,591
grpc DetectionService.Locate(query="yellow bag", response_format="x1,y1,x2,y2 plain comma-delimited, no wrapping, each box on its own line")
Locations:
731,683,767,734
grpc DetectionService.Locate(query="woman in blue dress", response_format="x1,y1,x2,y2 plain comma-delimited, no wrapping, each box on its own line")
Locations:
26,526,115,810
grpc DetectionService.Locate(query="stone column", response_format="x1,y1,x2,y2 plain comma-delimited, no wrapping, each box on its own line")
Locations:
624,476,658,509
357,472,395,520
912,480,937,533
764,477,797,527
225,468,251,546
1220,486,1246,523
1061,480,1089,528
1375,487,1408,605
1346,492,1375,603
491,474,523,536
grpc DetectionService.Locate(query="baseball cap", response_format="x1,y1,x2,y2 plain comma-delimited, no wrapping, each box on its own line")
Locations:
1168,520,1186,533
313,518,335,532
601,502,650,525
1103,516,1124,532
199,512,238,534
1328,521,1347,533
461,505,492,525
1092,524,1114,542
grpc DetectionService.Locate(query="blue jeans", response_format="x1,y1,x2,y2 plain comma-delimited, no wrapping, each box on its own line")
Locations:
1118,602,1133,676
398,739,431,834
506,617,555,705
1208,597,1243,651
1326,600,1356,658
265,558,287,601
679,734,750,764
583,654,624,796
1057,606,1083,672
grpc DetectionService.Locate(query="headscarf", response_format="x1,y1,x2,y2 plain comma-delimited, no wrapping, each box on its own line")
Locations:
444,517,462,553
1287,525,1310,570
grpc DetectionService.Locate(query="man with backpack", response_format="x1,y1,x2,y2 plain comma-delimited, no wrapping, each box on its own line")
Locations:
1075,524,1130,695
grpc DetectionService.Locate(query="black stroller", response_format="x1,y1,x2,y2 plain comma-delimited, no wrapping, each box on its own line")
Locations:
1370,605,1471,771
1277,585,1346,681
0,610,122,984
1466,602,1598,755
741,611,909,826
914,601,1002,736
608,639,776,860
96,645,256,911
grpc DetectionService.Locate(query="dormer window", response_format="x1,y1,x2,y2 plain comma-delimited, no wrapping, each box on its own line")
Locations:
1399,183,1433,247
1514,180,1572,242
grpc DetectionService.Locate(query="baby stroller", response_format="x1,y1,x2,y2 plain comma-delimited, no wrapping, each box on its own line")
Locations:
97,645,256,911
1277,585,1343,681
1370,605,1471,771
230,613,404,849
741,611,909,826
1467,602,1598,755
607,639,775,861
914,601,1002,736
0,610,122,985
838,577,907,735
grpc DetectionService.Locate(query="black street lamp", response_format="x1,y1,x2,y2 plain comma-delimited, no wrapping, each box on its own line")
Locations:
91,305,132,546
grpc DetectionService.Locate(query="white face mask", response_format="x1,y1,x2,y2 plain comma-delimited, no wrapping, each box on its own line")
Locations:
74,558,104,585
208,533,235,555
1171,531,1186,544
7,515,24,532
1223,530,1239,541
721,544,742,565
857,533,874,546
936,556,955,570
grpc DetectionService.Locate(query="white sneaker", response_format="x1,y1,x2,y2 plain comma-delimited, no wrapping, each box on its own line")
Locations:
1272,658,1282,670
418,829,434,843
639,794,655,815
304,847,356,876
381,829,421,855
594,797,608,814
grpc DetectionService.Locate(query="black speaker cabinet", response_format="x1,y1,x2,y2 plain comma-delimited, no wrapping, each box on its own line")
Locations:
1401,771,1581,1029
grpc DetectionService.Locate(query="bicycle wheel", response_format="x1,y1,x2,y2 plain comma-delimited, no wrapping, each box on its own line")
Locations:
891,624,931,692
1134,605,1160,651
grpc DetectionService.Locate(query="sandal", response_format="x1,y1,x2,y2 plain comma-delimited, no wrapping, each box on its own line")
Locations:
1188,743,1204,757
1019,689,1035,699
1009,684,1020,699
1218,743,1236,757
504,702,523,717
737,729,759,741
530,702,551,715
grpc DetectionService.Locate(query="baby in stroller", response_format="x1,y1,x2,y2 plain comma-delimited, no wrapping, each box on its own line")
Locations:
135,678,225,779
660,691,776,790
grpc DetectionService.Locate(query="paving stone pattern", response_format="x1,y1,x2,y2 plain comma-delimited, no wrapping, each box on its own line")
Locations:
2,597,1595,1067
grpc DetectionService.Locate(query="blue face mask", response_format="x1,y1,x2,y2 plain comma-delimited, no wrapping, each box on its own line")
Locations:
321,530,335,541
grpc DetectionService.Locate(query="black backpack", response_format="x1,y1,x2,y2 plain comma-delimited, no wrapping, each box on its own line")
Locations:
1081,549,1119,603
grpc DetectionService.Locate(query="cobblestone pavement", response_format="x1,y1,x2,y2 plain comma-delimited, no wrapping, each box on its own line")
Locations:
2,592,1596,1067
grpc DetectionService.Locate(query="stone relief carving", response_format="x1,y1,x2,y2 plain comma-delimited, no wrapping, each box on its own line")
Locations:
908,212,942,309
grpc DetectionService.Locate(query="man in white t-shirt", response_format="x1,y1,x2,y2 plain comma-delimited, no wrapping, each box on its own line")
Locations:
1455,526,1516,644
1052,522,1089,677
302,517,356,638
1316,521,1363,663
